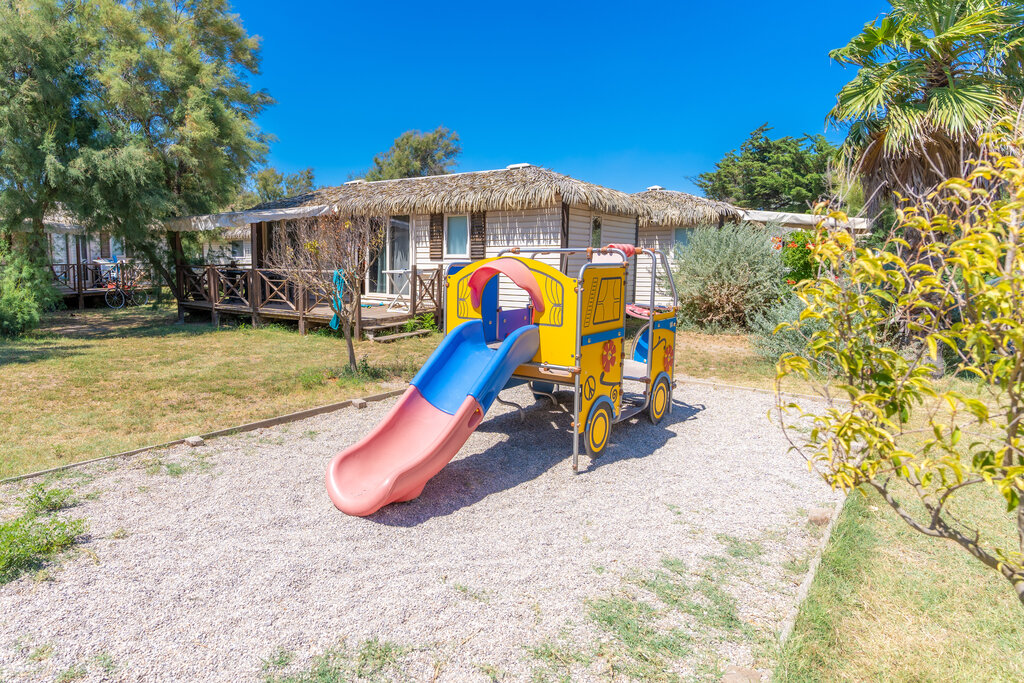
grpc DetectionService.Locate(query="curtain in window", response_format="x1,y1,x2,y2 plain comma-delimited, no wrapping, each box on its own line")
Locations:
446,216,469,256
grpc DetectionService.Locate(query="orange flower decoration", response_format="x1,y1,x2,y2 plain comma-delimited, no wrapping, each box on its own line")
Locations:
601,340,616,373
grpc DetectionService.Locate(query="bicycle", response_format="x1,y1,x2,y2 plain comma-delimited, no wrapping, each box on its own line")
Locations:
103,265,150,309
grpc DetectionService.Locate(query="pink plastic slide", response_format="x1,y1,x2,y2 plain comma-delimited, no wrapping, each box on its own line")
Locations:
326,258,543,516
325,385,486,516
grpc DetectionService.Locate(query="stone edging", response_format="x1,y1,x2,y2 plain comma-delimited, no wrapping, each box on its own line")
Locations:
675,376,850,646
777,493,848,644
0,388,406,486
675,376,833,403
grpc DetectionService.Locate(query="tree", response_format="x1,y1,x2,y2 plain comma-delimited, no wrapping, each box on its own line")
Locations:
0,0,98,331
265,214,386,370
227,166,316,209
363,127,461,181
284,168,315,198
67,0,272,294
828,0,1024,210
694,125,836,213
774,119,1024,606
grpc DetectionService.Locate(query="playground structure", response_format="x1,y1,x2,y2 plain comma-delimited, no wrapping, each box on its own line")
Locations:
326,245,679,516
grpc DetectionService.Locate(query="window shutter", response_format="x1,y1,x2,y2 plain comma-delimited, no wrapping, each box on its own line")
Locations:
429,213,443,261
99,232,111,259
470,212,486,260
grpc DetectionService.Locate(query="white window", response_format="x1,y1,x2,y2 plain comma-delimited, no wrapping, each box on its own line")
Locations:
674,228,692,249
445,215,469,257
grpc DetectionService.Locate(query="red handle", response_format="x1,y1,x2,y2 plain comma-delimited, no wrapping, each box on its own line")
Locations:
604,243,637,257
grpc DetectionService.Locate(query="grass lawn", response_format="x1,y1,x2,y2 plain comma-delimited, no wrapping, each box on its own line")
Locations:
1,306,779,479
775,411,1024,682
674,330,780,390
0,304,439,479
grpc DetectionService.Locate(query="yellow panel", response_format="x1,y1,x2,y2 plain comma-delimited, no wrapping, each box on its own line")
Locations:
578,336,623,432
443,256,578,368
579,263,627,337
647,309,677,384
576,263,627,432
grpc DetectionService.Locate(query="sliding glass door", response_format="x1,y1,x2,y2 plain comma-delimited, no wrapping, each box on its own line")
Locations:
367,215,411,295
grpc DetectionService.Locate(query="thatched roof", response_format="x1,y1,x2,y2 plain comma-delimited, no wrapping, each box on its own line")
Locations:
633,187,742,228
249,165,642,217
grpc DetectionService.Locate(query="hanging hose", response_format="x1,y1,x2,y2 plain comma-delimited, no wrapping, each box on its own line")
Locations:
329,269,345,330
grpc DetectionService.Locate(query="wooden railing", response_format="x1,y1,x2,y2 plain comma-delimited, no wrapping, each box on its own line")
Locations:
50,262,153,294
174,264,444,329
410,265,443,316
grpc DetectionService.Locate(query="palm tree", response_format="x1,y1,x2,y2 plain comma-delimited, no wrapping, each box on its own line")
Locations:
829,0,1024,210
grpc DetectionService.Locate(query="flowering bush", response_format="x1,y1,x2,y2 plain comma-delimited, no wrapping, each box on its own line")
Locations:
773,230,817,284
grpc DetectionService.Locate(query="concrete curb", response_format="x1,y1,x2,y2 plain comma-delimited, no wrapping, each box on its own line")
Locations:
777,493,848,645
675,376,834,403
0,388,405,486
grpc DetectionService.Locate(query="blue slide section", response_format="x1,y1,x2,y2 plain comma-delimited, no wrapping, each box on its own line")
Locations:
411,320,540,415
633,328,649,362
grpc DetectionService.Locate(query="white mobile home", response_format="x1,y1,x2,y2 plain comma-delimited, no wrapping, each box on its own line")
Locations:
167,164,649,320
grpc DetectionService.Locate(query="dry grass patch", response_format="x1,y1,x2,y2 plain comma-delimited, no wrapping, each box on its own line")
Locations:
0,305,439,478
673,331,779,389
777,490,1024,683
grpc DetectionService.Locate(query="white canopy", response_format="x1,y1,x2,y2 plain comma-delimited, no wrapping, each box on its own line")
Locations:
163,204,331,232
741,209,871,234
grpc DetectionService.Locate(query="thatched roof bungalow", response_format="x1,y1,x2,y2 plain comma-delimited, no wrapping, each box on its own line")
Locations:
168,164,646,305
630,186,742,303
634,187,742,231
7,208,125,270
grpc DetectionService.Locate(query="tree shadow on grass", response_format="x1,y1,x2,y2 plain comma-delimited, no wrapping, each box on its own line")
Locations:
0,342,92,367
365,394,705,527
33,309,223,342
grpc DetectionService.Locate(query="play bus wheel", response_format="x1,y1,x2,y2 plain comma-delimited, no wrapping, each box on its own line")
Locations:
648,376,671,425
585,401,613,458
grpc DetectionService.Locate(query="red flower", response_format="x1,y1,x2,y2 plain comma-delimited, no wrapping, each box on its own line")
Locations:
787,242,798,248
662,343,674,373
786,279,796,285
601,340,616,373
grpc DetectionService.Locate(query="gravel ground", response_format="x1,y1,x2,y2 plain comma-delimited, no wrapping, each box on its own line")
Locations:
0,382,840,682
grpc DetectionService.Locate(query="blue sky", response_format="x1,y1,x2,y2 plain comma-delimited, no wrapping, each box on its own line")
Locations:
234,0,885,195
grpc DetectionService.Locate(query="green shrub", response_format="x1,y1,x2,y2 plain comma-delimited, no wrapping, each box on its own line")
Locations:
0,239,59,337
403,313,439,333
672,223,785,330
0,513,84,584
749,294,827,363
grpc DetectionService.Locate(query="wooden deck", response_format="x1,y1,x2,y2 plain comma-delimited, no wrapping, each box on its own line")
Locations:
175,264,444,335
